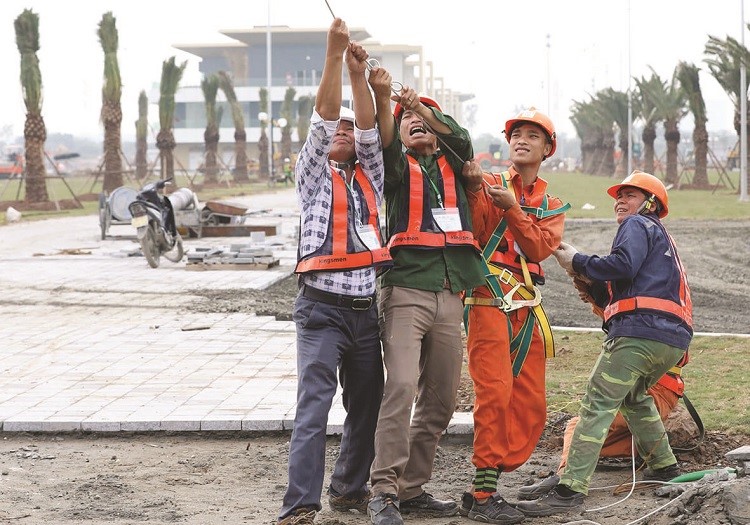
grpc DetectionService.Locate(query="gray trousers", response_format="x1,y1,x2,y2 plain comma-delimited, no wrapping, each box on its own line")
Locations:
279,293,384,519
370,285,464,500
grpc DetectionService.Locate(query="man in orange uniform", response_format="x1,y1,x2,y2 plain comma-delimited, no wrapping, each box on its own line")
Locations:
460,108,569,524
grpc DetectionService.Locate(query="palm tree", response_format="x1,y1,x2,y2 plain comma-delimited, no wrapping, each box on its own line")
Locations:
157,56,186,182
634,73,665,175
258,87,270,180
280,86,296,161
217,71,250,183
98,12,123,193
135,90,148,181
296,95,314,145
705,32,750,183
675,61,709,188
201,74,222,185
640,68,687,186
14,9,49,204
596,88,630,178
570,99,601,175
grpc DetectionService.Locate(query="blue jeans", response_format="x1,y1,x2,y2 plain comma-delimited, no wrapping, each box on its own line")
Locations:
279,292,384,519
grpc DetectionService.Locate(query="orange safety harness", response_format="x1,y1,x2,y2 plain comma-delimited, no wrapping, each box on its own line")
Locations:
387,155,479,251
464,171,570,376
295,164,391,273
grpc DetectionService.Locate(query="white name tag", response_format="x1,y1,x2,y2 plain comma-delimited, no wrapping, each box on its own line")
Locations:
432,207,462,232
356,224,381,250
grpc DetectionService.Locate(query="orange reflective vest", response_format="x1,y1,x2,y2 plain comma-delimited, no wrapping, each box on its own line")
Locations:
603,228,693,328
295,165,392,273
387,155,479,251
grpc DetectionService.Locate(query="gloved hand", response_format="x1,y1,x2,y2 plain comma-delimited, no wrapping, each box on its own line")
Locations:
553,241,579,274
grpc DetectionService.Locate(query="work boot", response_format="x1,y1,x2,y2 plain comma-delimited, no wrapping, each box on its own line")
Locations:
328,487,369,513
467,493,525,524
367,493,403,525
277,507,316,525
643,463,681,482
459,491,473,516
517,473,560,500
515,485,584,517
399,491,458,516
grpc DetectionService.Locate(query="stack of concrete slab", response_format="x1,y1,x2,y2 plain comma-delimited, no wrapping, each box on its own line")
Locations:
185,243,280,270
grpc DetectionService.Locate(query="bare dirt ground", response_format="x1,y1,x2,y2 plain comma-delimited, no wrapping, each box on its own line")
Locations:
1,218,748,525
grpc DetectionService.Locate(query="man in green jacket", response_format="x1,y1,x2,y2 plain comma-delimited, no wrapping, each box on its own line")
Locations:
365,67,485,525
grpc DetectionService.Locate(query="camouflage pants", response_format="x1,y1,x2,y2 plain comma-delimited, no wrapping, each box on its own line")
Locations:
559,336,686,494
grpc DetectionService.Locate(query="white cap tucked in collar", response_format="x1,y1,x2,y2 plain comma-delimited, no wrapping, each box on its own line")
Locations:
339,106,355,123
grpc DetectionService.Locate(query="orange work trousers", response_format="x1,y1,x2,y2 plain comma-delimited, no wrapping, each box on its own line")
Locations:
558,382,679,470
467,285,547,472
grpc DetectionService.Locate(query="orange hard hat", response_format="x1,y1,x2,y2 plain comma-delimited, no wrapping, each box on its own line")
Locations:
607,170,669,218
504,107,557,157
393,95,442,120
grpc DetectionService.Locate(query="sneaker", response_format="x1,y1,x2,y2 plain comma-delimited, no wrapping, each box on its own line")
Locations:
517,474,560,500
467,493,525,524
643,463,681,482
278,507,316,525
459,491,473,517
399,491,458,517
515,485,584,517
328,487,369,513
367,493,403,525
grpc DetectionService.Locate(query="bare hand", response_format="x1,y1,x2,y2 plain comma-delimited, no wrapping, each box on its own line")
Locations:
392,85,420,112
327,18,349,56
367,67,393,101
346,41,368,74
461,160,485,192
486,185,517,210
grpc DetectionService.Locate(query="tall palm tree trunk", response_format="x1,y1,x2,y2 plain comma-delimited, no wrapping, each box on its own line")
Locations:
102,101,123,192
24,113,48,202
156,129,176,181
15,8,49,203
99,12,123,193
664,124,680,185
692,126,709,187
642,125,657,175
135,90,148,181
204,126,219,184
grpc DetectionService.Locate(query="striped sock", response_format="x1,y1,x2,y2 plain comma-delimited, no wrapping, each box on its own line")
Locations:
473,467,499,496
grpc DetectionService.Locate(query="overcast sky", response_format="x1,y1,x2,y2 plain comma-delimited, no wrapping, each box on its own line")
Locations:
0,0,744,143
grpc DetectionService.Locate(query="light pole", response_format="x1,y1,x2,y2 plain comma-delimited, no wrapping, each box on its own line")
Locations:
741,0,749,201
266,0,274,183
546,33,551,116
627,0,633,176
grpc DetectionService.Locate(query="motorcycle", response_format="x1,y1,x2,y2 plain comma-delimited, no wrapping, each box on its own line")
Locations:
128,178,184,268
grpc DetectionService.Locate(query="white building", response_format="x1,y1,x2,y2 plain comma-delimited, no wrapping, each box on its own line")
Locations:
172,25,473,172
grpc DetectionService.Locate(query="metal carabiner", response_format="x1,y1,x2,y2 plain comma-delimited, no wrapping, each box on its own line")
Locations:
365,57,403,95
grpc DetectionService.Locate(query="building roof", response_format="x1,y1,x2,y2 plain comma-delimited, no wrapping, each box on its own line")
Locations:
220,25,371,46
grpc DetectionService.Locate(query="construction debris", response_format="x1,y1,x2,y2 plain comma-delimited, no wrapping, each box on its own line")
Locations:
185,243,280,271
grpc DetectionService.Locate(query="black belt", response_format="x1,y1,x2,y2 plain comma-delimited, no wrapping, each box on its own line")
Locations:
302,285,375,311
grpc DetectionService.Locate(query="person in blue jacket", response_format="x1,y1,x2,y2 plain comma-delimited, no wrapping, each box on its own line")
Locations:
516,170,693,517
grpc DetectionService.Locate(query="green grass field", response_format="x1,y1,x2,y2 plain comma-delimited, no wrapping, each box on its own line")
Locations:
546,331,750,435
543,170,749,220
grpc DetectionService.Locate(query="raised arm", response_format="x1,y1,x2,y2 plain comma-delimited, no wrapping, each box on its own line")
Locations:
368,66,396,148
316,18,349,121
346,41,374,130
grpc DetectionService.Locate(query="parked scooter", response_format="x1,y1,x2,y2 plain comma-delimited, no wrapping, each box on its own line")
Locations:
128,177,184,268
